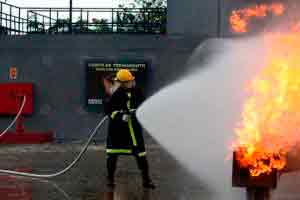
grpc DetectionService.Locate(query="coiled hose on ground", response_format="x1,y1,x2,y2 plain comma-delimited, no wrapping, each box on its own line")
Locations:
0,115,109,178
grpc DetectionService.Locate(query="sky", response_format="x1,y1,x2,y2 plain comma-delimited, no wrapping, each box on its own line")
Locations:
6,0,135,8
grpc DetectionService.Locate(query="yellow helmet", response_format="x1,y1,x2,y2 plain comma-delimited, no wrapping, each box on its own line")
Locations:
115,69,135,82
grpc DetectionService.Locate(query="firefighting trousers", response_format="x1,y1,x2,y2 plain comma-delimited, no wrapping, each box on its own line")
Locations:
107,155,151,182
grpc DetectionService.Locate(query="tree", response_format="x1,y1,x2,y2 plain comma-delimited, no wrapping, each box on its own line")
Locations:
119,0,167,8
135,0,167,33
27,15,45,33
116,5,138,32
48,19,70,34
73,18,91,33
116,0,167,33
134,0,167,8
0,26,8,35
92,18,112,33
47,17,112,34
48,18,92,34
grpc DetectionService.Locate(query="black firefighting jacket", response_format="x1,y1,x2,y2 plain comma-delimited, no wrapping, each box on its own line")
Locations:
105,86,146,157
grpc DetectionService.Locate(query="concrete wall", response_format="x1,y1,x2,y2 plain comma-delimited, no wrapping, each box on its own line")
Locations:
0,35,205,141
167,0,270,37
168,0,221,37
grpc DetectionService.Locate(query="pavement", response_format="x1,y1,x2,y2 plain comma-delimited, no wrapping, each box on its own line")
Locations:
0,143,212,200
0,143,299,200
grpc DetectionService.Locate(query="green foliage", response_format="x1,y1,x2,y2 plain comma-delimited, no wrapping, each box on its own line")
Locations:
26,0,167,34
73,18,90,33
53,19,69,28
134,0,167,8
92,18,112,33
0,26,8,35
47,17,112,34
28,15,45,33
116,0,167,33
48,19,69,33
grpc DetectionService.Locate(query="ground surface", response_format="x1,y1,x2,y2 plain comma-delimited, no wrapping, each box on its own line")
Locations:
0,143,212,200
0,143,299,200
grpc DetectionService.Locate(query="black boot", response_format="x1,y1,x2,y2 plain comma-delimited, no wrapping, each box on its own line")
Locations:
142,171,155,189
143,181,155,190
106,175,115,188
136,156,156,189
107,155,117,188
143,179,156,189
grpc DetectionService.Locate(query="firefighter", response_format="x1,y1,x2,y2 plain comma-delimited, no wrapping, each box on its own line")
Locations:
105,69,155,189
103,74,120,97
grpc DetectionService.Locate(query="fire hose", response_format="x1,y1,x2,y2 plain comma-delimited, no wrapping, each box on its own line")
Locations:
0,115,109,178
0,96,26,138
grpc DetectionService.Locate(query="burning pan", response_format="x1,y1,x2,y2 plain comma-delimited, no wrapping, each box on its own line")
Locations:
232,151,278,189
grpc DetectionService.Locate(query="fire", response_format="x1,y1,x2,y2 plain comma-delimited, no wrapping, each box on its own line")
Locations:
233,32,300,176
291,22,300,33
230,1,300,177
230,3,285,33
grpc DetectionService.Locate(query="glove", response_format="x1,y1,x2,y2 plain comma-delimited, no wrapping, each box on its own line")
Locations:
129,109,137,115
122,114,130,122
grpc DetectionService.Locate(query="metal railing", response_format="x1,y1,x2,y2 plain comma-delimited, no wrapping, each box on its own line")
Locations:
0,1,167,35
0,1,27,35
27,7,167,34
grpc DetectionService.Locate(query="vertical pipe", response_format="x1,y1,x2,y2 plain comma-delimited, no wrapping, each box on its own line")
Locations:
150,9,152,33
18,8,21,35
0,3,2,30
80,8,82,32
217,0,221,37
22,19,24,34
56,11,59,33
143,8,146,33
49,8,52,32
116,10,119,32
10,6,12,35
12,16,14,34
87,11,89,33
112,8,114,32
27,10,29,33
69,0,73,33
35,13,37,32
43,16,45,32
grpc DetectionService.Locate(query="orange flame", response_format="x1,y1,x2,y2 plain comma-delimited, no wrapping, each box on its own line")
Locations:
230,3,285,33
291,22,300,33
233,32,300,176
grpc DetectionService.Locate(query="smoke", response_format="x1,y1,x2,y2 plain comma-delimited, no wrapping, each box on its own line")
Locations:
137,37,269,199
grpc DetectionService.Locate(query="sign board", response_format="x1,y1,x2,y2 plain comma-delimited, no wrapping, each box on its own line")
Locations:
9,67,17,80
85,59,149,112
